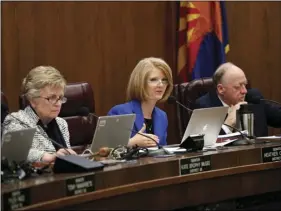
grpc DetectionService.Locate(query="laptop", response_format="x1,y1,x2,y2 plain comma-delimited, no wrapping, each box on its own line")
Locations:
89,114,136,153
1,128,36,162
181,107,228,147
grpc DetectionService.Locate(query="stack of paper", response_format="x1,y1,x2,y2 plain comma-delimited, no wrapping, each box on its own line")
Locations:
217,130,248,143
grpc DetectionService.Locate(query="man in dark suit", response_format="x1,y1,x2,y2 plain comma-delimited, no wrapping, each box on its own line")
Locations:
195,62,281,137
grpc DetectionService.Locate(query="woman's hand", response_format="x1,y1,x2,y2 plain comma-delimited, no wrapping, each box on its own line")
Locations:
41,152,56,163
41,148,77,163
128,124,159,147
56,148,77,156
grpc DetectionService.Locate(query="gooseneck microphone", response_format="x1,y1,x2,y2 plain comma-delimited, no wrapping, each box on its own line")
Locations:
223,123,253,141
260,99,281,105
245,89,281,106
2,114,72,155
78,107,172,155
247,96,281,106
77,107,99,119
168,96,193,113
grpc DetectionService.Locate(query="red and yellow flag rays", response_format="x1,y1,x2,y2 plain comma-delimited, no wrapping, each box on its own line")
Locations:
177,2,229,82
178,2,213,78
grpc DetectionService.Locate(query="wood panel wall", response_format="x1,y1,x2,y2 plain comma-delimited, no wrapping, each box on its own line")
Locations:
225,1,281,135
1,1,281,144
1,1,177,112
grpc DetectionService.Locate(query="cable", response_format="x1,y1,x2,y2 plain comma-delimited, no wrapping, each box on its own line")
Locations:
223,123,256,139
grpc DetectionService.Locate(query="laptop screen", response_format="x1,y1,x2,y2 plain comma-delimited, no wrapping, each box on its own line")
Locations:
181,107,228,146
90,114,136,153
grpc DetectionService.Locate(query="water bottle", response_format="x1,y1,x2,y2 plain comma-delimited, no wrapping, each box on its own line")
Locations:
236,104,255,138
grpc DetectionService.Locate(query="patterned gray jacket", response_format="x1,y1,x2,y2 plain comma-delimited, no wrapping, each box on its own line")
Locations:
2,106,70,162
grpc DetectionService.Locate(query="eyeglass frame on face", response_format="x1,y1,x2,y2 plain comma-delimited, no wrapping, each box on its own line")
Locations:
35,95,67,105
147,78,169,86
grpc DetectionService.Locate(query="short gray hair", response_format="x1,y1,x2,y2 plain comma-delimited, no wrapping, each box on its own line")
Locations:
22,66,66,100
213,62,235,86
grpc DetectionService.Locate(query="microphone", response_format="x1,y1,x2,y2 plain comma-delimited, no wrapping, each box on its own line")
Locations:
77,107,99,118
246,95,281,106
245,88,281,106
78,107,172,156
2,113,71,155
77,107,99,125
168,96,193,113
167,96,253,144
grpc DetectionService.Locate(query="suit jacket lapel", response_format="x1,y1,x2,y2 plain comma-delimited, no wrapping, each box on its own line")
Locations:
209,91,223,107
131,100,144,132
152,109,162,138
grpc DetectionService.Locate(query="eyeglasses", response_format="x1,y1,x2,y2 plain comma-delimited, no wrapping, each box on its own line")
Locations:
147,78,169,86
38,95,67,105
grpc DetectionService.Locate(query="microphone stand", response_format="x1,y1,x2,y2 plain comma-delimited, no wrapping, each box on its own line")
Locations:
223,123,255,145
132,131,173,156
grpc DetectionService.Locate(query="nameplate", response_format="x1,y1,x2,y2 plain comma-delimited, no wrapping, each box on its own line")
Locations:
262,146,281,163
179,155,212,175
65,174,95,196
2,188,31,211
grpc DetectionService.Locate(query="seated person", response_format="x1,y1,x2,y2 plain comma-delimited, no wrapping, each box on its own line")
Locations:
2,66,76,163
108,57,173,147
1,101,9,137
1,102,9,124
195,62,281,137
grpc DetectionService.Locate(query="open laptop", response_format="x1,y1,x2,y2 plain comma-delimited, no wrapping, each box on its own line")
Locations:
89,114,136,153
1,128,36,162
181,107,228,147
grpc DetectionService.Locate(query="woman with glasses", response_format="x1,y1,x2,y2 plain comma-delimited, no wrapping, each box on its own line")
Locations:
108,57,173,147
2,66,76,162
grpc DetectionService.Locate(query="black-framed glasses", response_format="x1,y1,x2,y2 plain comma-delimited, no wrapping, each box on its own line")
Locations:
38,96,67,105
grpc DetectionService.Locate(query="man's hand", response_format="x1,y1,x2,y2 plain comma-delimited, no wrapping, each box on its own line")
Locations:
225,101,248,127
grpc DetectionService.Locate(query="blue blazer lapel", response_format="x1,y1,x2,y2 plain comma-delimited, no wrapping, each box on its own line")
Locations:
152,109,163,138
131,100,144,133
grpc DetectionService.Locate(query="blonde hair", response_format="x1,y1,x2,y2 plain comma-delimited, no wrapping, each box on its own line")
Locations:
22,66,66,100
126,57,173,102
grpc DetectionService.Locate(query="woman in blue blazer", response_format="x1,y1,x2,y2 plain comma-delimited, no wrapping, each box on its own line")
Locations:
108,57,173,147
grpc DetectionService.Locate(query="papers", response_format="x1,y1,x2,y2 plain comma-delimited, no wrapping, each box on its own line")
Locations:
204,139,238,150
164,147,187,153
147,146,187,153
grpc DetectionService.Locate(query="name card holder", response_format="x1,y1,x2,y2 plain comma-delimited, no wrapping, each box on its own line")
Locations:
261,145,281,163
2,188,31,211
66,174,96,196
179,155,211,176
179,134,205,152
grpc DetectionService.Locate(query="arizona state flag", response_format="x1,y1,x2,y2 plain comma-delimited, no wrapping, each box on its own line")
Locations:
177,1,229,82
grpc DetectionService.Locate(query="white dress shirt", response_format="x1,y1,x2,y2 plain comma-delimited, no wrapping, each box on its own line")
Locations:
218,96,233,134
